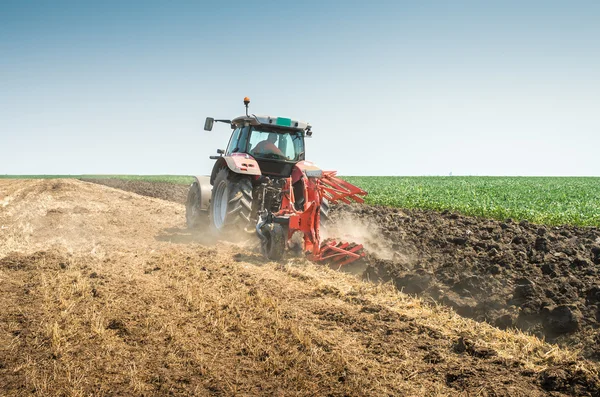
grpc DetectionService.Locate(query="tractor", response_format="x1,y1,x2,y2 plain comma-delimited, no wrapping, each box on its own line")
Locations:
186,97,367,265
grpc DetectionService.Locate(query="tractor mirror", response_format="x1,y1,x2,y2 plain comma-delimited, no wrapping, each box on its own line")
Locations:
204,117,214,131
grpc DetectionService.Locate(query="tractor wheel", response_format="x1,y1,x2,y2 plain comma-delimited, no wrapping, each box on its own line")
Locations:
186,181,208,229
261,223,286,260
209,168,253,233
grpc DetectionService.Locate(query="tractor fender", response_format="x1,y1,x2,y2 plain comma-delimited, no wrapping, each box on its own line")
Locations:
292,160,323,183
210,154,262,184
192,175,212,211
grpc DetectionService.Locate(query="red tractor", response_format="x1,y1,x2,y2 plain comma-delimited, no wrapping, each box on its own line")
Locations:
186,97,367,265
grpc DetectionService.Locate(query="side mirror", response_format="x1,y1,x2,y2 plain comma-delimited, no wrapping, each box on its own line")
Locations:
216,149,224,154
204,117,214,131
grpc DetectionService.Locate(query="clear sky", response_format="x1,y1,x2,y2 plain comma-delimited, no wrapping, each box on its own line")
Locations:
1,1,599,176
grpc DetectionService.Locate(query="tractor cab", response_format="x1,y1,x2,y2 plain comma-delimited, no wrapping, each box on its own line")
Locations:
204,98,312,178
225,115,308,177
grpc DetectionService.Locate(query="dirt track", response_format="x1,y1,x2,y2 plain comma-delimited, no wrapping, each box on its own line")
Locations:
2,179,600,396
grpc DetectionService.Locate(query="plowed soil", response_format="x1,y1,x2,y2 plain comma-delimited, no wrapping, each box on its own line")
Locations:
332,204,600,360
2,179,599,396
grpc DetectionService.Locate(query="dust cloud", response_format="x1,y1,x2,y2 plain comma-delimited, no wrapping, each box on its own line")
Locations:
322,213,406,263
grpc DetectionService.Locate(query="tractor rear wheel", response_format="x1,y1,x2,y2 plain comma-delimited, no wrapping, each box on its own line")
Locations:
261,223,286,260
209,168,253,233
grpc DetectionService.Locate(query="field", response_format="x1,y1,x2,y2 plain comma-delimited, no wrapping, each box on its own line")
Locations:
344,176,600,227
1,178,600,396
6,175,599,227
5,175,600,226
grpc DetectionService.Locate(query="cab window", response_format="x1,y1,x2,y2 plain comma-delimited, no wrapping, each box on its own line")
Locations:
248,127,305,161
225,128,241,155
225,126,250,155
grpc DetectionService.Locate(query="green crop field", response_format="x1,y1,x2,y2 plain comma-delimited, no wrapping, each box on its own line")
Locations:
344,176,600,227
3,175,599,227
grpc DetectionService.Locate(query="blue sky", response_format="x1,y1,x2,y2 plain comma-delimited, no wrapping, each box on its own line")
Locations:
1,1,599,176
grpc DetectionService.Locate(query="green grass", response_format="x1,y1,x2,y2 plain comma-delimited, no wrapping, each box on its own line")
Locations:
0,175,194,184
343,176,600,227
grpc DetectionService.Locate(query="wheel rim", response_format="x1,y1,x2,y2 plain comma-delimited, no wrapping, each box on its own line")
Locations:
212,181,229,230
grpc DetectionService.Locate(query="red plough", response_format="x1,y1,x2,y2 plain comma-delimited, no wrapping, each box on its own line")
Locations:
278,170,368,267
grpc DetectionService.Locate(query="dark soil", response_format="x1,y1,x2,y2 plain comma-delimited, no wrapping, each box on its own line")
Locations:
80,178,189,204
84,178,600,362
335,204,600,361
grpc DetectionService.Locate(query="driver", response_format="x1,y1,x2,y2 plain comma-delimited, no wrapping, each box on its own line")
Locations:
252,132,284,157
